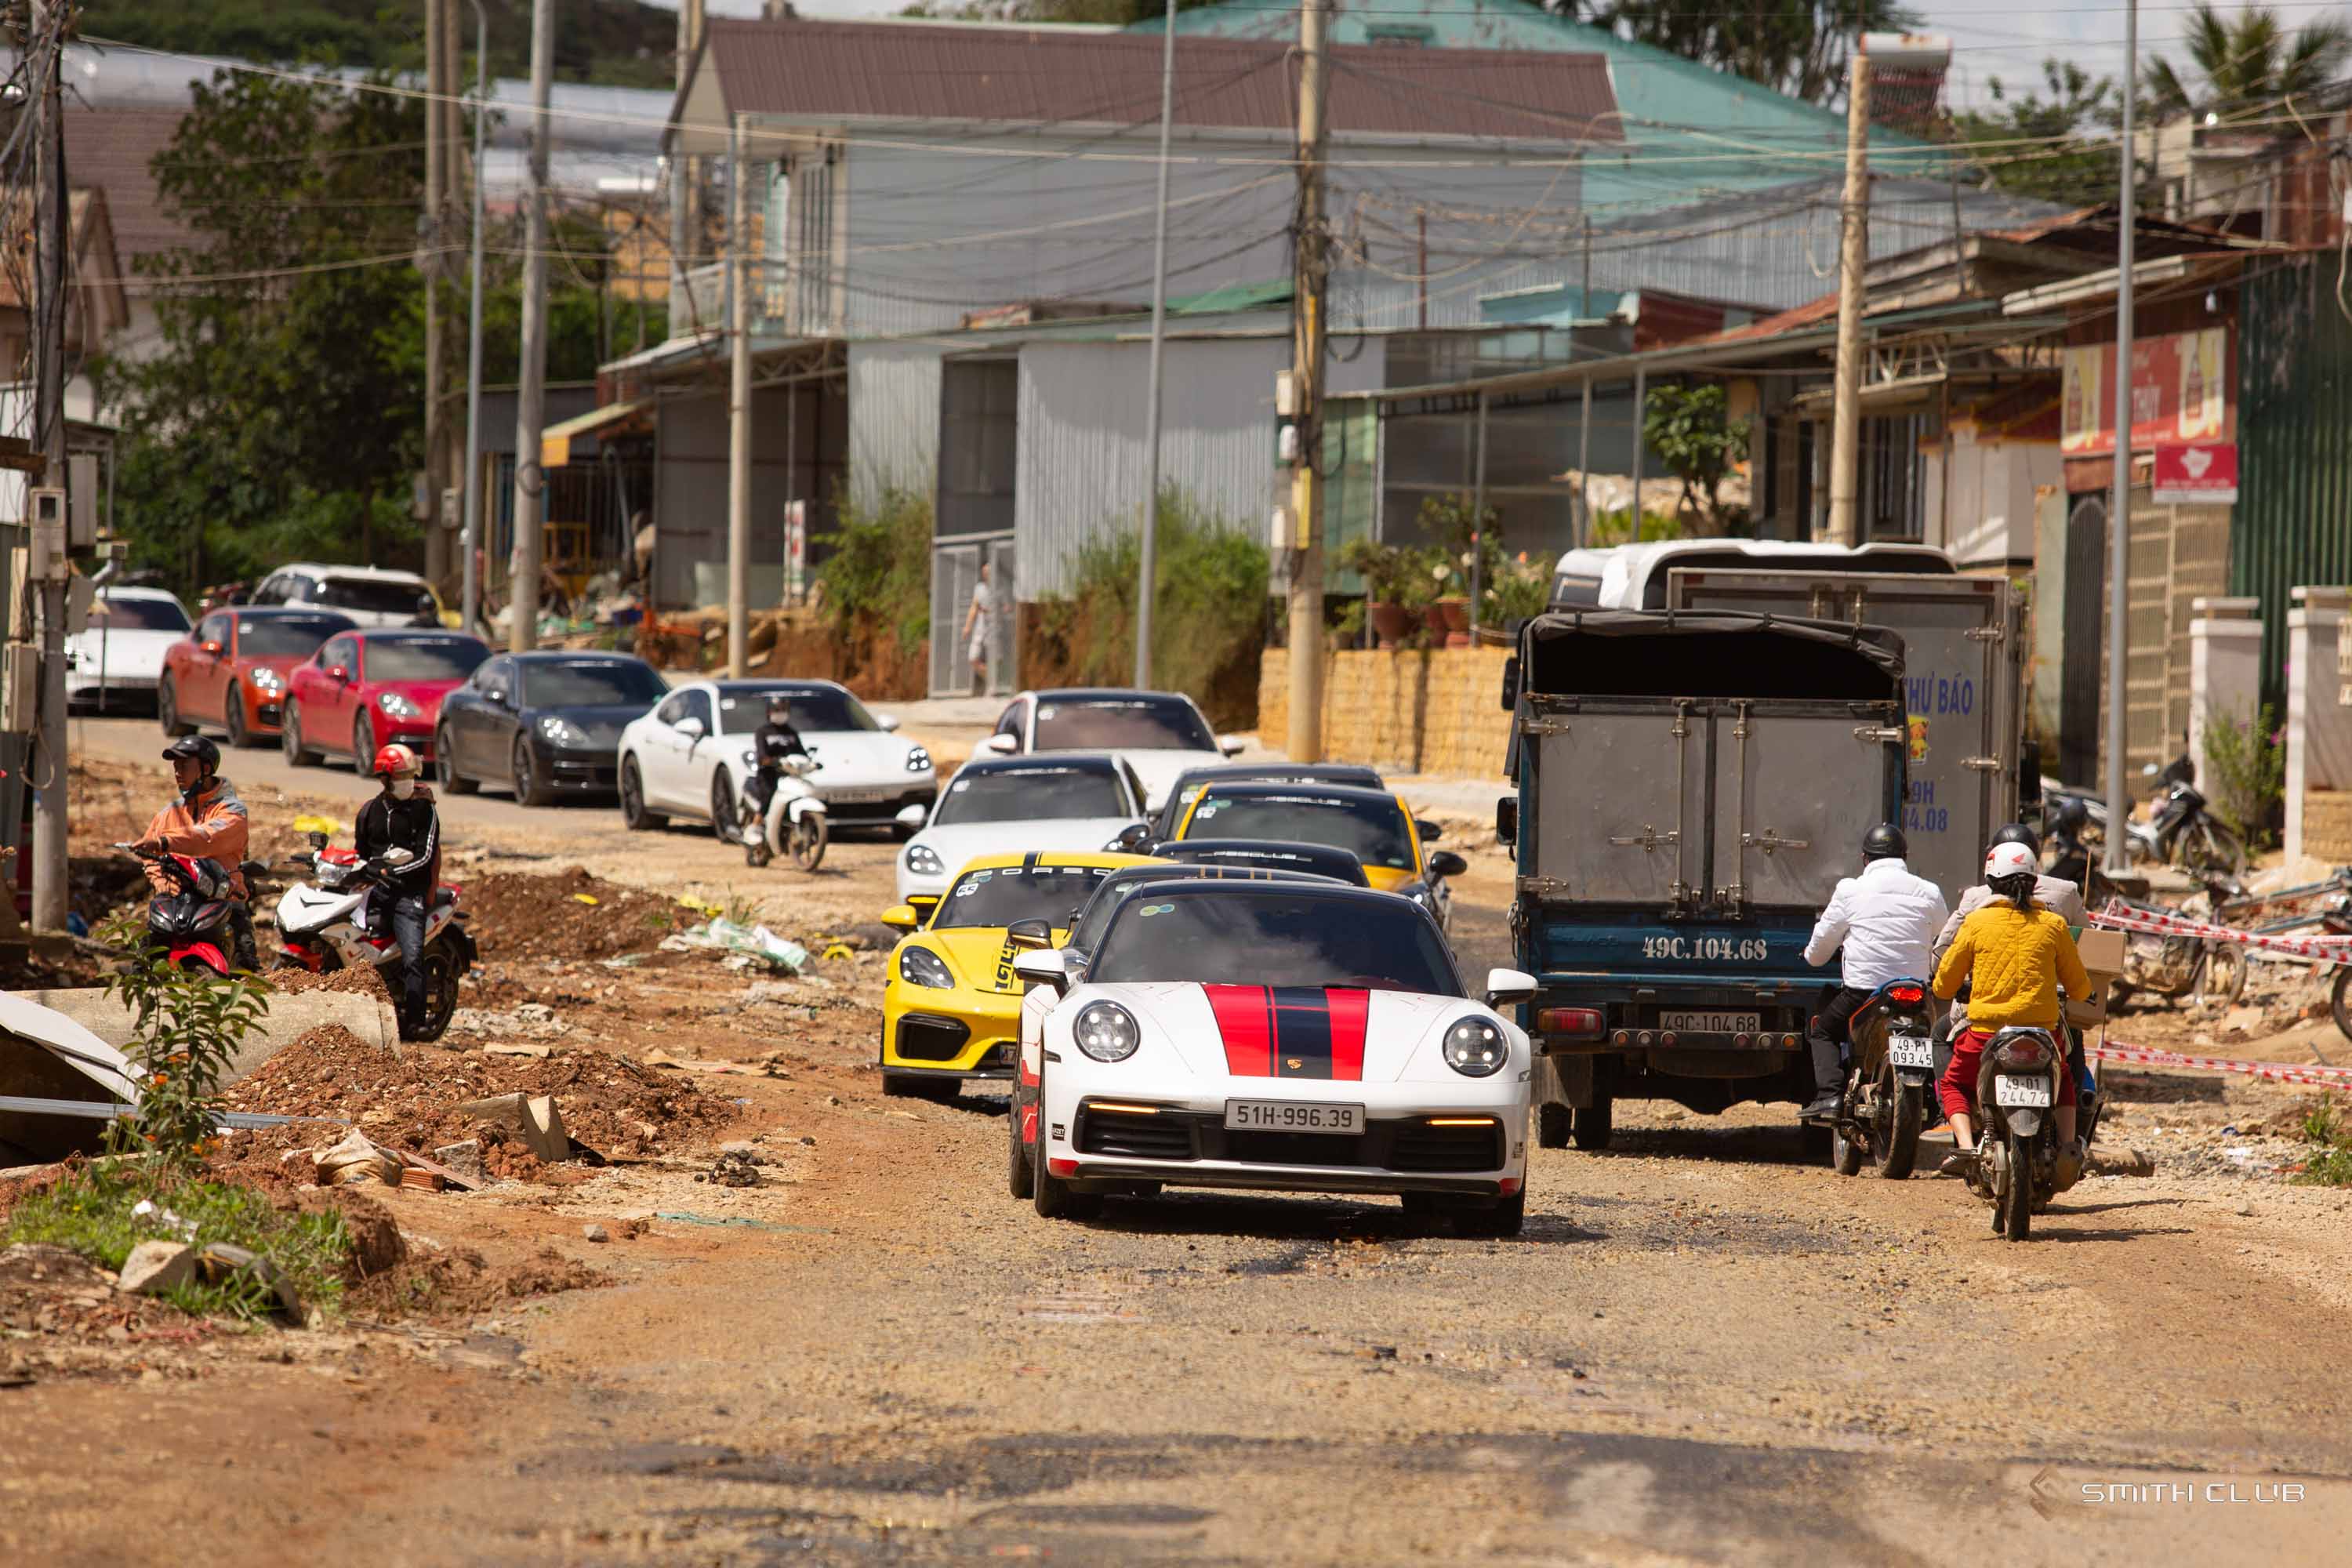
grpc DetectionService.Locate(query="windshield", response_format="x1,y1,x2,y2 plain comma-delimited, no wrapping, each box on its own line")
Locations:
521,660,667,709
310,576,434,618
717,685,877,735
934,766,1127,826
90,596,189,633
1068,869,1210,954
235,615,347,656
934,864,1120,931
1033,697,1214,752
1181,793,1414,871
365,637,488,684
1091,891,1459,993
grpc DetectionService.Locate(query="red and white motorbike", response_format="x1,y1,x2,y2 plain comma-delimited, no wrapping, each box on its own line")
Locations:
271,836,476,1041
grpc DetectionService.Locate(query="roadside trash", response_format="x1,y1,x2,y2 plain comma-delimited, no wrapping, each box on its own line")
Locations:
117,1240,196,1296
129,1199,198,1240
194,1243,301,1318
399,1167,445,1192
652,1211,828,1233
455,1091,572,1163
695,1149,762,1187
449,1002,568,1040
643,1050,754,1076
292,814,344,837
65,912,88,937
316,1130,403,1188
660,918,808,973
820,942,854,963
572,894,600,906
485,1041,554,1060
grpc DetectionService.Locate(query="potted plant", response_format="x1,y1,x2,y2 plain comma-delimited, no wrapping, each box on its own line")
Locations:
1341,539,1424,648
1415,493,1500,648
1481,551,1554,633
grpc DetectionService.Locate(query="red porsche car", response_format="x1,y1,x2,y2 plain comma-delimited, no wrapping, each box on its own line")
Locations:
158,607,356,747
281,627,490,771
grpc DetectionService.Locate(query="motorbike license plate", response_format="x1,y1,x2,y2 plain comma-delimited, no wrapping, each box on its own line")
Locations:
1995,1075,2053,1108
1224,1100,1364,1135
1887,1033,1935,1070
1659,1011,1760,1033
822,786,890,804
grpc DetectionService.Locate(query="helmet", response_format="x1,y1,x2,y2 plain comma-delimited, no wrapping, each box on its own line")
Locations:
1990,822,2041,857
1984,840,2038,881
161,735,220,774
766,692,793,718
2051,797,2089,834
372,742,420,779
1861,823,1907,862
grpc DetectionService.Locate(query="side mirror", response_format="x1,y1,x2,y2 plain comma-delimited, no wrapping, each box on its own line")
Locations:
1415,818,1444,844
984,732,1020,755
1499,655,1521,713
307,830,329,851
875,713,902,732
1110,822,1152,852
1218,734,1245,757
1429,850,1468,878
881,903,922,931
908,894,941,923
238,858,267,880
675,716,706,740
328,665,350,684
1005,917,1052,952
1012,949,1069,993
2140,761,2160,779
1483,967,1538,1010
200,640,223,656
895,802,930,831
1494,797,1518,849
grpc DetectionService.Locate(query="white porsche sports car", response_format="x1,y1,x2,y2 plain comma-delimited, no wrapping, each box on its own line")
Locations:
1009,880,1537,1235
894,752,1148,903
618,677,935,836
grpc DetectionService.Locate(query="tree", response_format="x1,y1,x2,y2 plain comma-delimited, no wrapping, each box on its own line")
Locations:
2147,2,2352,120
1955,59,2123,204
1599,0,1923,107
1642,383,1750,535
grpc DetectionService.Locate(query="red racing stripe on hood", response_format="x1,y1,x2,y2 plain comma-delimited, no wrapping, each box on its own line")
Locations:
1324,988,1369,1082
1203,984,1273,1076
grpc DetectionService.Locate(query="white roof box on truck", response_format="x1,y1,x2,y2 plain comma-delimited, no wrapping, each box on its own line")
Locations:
1551,540,1955,612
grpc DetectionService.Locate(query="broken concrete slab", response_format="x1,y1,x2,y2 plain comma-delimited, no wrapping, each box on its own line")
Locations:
0,992,140,1163
19,988,395,1083
454,1092,570,1163
118,1240,196,1296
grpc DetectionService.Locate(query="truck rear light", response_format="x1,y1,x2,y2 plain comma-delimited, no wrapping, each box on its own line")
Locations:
1635,1030,1654,1047
1536,1007,1605,1038
1732,1032,1752,1047
1611,1029,1631,1046
1780,1033,1799,1048
1659,1031,1677,1047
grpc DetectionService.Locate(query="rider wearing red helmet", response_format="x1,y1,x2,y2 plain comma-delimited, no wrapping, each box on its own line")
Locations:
355,742,441,1040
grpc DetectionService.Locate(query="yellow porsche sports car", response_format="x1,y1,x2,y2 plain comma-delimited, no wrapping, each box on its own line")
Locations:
1171,780,1468,930
879,851,1152,1098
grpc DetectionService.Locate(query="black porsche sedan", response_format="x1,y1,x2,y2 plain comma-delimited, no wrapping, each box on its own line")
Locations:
434,650,669,805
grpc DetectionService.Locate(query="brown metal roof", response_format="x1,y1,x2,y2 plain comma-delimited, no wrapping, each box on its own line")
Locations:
63,107,196,266
696,19,1620,143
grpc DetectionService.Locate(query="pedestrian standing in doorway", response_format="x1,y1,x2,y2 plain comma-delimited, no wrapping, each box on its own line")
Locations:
961,561,997,696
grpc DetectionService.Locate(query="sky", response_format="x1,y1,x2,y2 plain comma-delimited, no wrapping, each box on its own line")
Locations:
637,0,2327,108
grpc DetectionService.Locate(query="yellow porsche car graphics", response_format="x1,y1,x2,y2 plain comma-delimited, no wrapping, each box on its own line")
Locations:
879,851,1152,1096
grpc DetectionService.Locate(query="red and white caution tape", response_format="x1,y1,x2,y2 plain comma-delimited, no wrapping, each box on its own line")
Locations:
2092,899,2352,964
2091,1037,2352,1091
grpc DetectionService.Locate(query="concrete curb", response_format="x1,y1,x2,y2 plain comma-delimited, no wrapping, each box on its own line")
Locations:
17,989,398,1083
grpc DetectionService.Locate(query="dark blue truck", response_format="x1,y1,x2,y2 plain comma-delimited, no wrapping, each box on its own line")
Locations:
1497,610,1909,1150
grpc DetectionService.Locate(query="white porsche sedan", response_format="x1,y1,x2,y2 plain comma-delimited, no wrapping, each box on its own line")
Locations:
1008,880,1537,1236
66,586,194,713
894,753,1149,903
617,677,935,837
982,688,1243,811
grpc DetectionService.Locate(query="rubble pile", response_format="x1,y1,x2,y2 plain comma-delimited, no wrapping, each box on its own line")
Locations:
265,964,396,1004
455,867,688,960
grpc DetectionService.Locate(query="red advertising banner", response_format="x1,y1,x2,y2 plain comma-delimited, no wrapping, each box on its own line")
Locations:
2060,328,2234,456
2151,441,2238,505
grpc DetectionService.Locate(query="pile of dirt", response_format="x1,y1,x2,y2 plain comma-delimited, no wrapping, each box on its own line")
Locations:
220,1023,735,1166
456,867,688,961
343,1242,609,1321
267,965,396,1004
0,1242,224,1384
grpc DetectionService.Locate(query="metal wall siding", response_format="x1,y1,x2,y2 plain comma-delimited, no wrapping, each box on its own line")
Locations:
2234,258,2352,707
847,342,943,506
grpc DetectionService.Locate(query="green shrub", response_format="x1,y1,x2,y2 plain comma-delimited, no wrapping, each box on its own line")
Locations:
94,911,272,1168
1046,487,1268,713
2294,1094,2352,1187
815,485,933,655
2201,702,2285,849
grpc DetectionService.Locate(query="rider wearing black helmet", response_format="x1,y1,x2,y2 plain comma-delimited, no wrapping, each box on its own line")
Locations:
1796,823,1951,1122
742,692,810,836
135,734,258,971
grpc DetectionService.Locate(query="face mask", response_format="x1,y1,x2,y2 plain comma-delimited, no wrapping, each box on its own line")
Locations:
391,778,417,800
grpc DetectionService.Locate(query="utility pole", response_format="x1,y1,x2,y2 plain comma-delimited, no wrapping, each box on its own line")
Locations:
1284,0,1331,763
423,0,448,592
726,111,750,677
508,0,553,652
460,0,488,637
1134,0,1179,688
28,0,66,934
670,0,706,308
2105,0,2139,871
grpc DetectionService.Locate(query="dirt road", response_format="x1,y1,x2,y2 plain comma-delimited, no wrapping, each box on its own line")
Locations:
12,719,2352,1565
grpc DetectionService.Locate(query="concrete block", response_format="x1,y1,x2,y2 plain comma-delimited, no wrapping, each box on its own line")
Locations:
17,989,396,1084
117,1240,195,1296
454,1091,570,1162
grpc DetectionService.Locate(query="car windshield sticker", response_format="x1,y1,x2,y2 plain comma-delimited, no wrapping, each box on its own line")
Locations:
1036,706,1056,720
1195,804,1219,819
1137,902,1173,917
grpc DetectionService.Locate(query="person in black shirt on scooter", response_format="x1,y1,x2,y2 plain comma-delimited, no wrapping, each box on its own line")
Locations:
740,693,811,867
355,742,441,1040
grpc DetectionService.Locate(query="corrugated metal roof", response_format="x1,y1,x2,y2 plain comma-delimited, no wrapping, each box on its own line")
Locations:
62,107,194,265
699,18,1620,143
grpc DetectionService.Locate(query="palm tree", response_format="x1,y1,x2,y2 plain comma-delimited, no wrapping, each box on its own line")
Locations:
2147,2,2352,120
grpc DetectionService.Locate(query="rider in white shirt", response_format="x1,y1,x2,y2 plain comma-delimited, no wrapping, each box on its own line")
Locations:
1798,822,1951,1122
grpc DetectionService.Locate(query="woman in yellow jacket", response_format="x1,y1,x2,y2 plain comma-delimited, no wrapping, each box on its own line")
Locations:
1931,840,2092,1176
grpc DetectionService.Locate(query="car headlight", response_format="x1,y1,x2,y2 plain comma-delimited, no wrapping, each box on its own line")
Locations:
906,745,931,773
376,691,421,719
248,667,285,695
1073,1000,1141,1063
741,748,759,769
538,715,588,747
904,843,943,876
1442,1017,1508,1077
897,946,955,989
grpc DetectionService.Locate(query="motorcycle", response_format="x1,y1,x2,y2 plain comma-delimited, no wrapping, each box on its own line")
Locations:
732,753,828,872
2042,753,2245,877
272,835,476,1042
118,843,264,976
1958,1024,2089,1241
1830,978,1937,1178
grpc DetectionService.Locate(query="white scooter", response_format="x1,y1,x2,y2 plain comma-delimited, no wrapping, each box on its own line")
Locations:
734,753,829,872
272,835,476,1041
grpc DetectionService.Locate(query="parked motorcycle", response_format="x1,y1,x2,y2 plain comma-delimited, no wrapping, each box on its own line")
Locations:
1958,1024,2081,1240
118,843,263,976
2105,877,2250,1011
1830,978,1937,1179
2042,753,2245,877
272,835,475,1042
732,753,828,872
